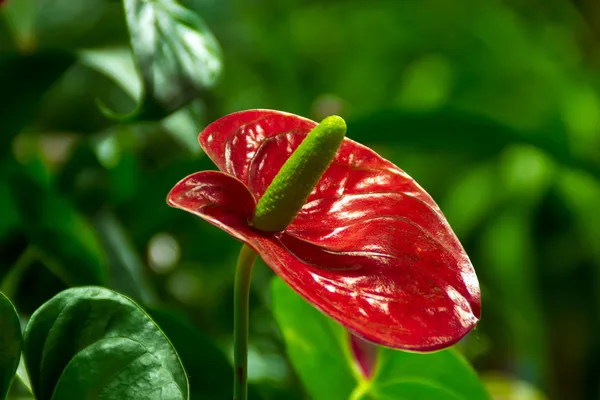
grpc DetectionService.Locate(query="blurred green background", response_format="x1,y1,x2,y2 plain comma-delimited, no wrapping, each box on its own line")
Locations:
2,0,600,398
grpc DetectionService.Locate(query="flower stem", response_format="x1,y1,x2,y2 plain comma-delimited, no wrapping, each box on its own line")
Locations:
233,243,257,400
0,246,37,298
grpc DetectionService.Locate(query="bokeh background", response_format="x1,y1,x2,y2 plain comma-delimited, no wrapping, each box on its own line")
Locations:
2,0,600,399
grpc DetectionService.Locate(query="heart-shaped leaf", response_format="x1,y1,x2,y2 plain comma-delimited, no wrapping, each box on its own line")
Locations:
271,277,490,400
0,292,21,400
23,287,189,400
107,0,222,121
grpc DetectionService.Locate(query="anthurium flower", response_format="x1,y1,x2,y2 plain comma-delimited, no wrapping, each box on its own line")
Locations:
167,109,480,351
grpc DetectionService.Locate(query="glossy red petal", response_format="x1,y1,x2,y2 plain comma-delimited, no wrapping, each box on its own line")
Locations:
167,171,257,243
189,110,480,350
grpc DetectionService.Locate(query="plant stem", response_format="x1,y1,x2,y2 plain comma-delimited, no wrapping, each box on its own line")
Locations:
0,246,37,298
233,243,257,400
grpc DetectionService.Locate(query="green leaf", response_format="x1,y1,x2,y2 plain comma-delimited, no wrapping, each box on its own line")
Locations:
369,348,490,400
0,52,74,159
22,287,189,400
0,292,21,400
109,0,222,121
10,172,108,286
270,278,490,400
79,48,141,102
271,278,359,400
93,211,157,305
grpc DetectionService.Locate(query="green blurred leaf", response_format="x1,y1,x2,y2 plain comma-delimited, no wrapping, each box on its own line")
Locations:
0,52,74,159
479,208,548,385
347,110,517,156
443,144,554,238
271,278,357,400
556,168,600,263
23,287,189,400
94,211,157,305
79,47,141,102
10,171,107,286
442,162,499,238
1,0,36,51
0,292,21,400
347,109,600,180
271,278,489,400
161,100,205,155
1,0,118,51
80,47,206,154
108,0,222,121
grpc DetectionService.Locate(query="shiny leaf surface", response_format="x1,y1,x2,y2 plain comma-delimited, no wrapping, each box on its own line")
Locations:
0,292,21,400
116,0,222,120
23,287,188,400
168,109,481,350
271,278,490,400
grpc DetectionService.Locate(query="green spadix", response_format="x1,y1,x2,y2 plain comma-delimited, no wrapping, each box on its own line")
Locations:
252,115,347,232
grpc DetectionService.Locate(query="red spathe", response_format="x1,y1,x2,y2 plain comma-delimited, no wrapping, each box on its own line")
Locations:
168,109,481,351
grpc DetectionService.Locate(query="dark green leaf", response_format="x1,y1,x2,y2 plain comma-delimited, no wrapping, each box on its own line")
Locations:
10,172,108,286
23,287,188,400
270,278,490,400
0,52,74,159
348,109,600,180
347,109,518,157
0,291,21,400
148,307,266,400
108,0,222,121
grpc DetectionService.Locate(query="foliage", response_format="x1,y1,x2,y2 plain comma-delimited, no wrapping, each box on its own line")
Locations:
271,278,489,400
2,0,600,398
0,293,20,400
23,287,188,400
